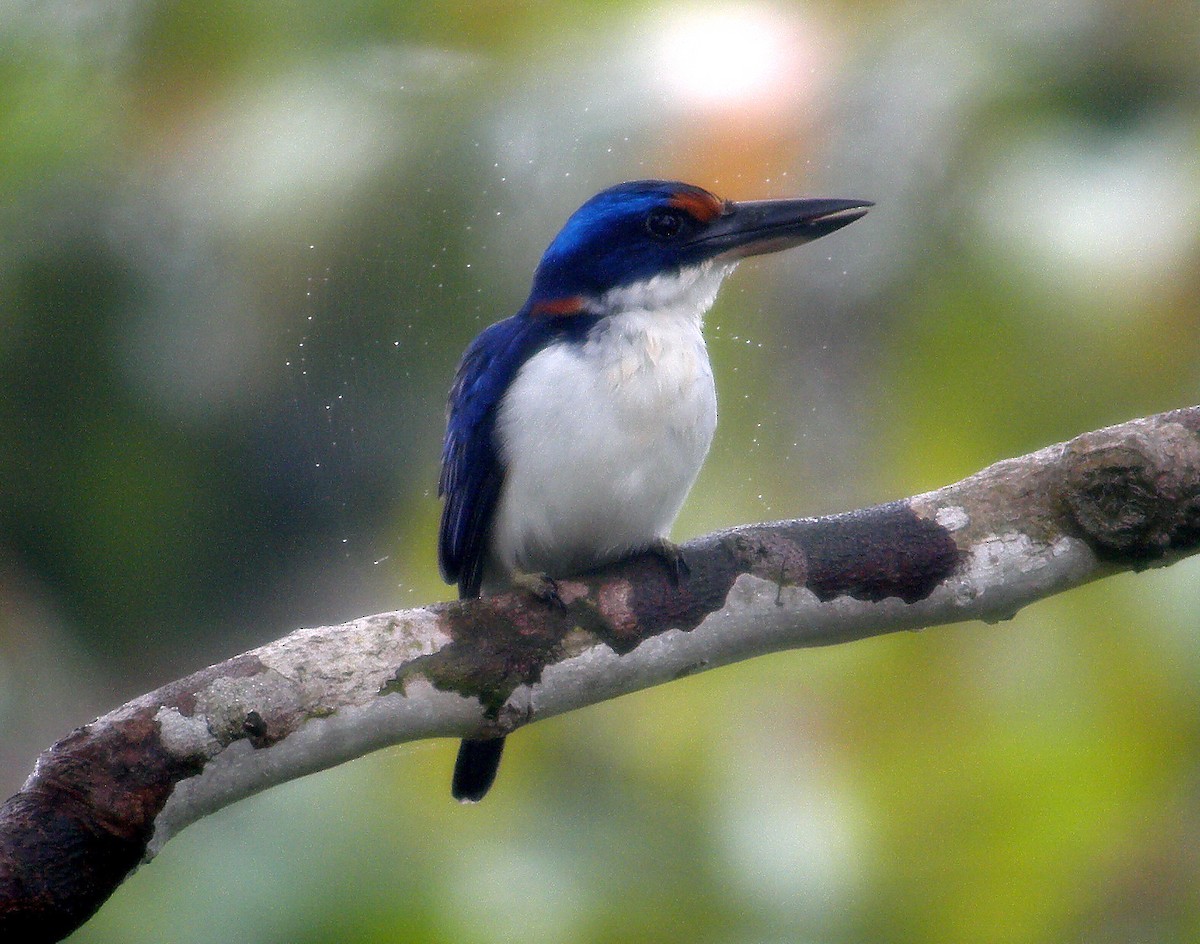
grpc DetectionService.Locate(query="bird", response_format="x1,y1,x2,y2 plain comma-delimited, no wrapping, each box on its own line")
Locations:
438,179,870,801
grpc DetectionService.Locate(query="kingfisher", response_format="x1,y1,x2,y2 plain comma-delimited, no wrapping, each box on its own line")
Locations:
439,179,870,801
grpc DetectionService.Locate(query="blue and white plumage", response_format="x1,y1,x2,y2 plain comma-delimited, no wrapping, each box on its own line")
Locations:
438,180,870,800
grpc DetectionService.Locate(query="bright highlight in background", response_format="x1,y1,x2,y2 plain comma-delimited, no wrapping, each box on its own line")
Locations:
648,4,816,108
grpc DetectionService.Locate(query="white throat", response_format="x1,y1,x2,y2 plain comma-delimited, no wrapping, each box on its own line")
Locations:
593,261,735,323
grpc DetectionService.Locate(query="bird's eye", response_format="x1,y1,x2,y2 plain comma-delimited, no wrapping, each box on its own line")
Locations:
645,208,686,240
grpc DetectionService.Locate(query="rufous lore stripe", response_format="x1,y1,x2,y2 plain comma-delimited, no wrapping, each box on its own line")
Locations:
668,189,724,223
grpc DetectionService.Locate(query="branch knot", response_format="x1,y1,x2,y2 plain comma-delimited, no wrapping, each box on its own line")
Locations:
1061,424,1200,566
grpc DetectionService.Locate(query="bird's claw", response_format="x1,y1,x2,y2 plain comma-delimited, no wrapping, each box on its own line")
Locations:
649,537,690,584
511,570,565,608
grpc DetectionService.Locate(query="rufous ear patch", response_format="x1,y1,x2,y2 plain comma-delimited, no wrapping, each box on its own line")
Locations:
531,295,587,317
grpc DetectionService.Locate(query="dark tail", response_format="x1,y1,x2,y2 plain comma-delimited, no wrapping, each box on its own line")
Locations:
452,737,506,802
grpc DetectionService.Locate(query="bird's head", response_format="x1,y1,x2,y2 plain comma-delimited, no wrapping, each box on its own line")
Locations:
525,179,871,317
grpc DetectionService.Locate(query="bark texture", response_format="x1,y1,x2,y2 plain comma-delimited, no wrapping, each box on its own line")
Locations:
2,406,1198,942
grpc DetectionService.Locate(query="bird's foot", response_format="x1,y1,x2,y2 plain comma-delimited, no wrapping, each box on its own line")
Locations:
648,537,690,583
510,569,565,608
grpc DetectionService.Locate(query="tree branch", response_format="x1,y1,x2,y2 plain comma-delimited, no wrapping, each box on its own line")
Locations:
4,406,1200,941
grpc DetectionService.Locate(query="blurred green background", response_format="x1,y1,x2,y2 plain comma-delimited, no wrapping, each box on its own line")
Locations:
2,0,1200,941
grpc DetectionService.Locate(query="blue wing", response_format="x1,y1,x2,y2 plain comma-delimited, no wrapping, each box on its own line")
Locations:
438,314,549,598
439,310,600,597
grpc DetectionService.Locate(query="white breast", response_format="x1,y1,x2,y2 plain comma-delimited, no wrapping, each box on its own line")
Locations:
486,270,725,587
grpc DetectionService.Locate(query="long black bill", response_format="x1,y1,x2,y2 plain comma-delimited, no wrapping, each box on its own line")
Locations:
691,197,873,261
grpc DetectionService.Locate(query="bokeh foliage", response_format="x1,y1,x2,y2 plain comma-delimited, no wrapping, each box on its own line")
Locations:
2,1,1199,942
